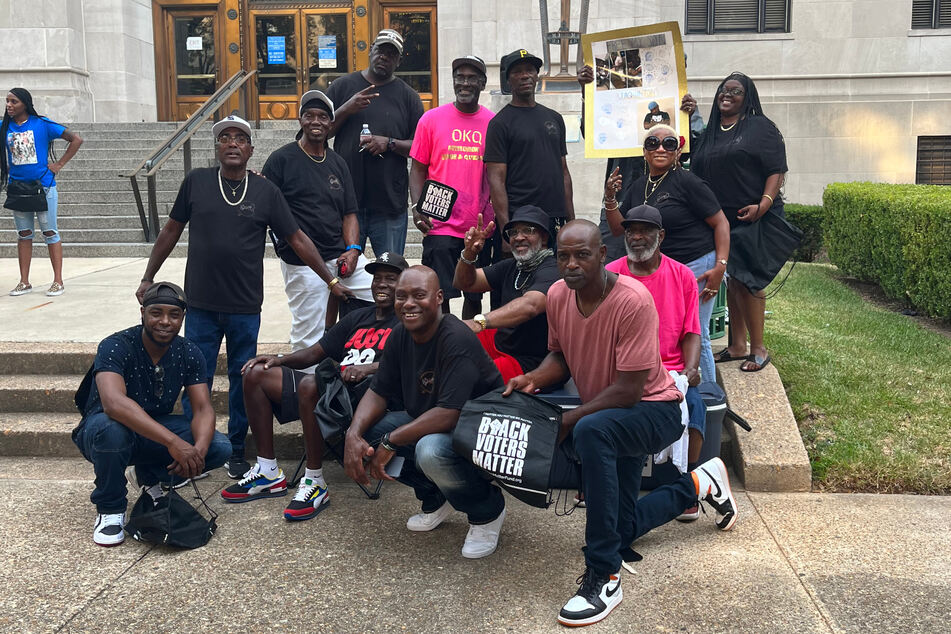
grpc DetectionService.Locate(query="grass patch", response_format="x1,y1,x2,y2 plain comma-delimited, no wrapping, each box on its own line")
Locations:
763,263,951,494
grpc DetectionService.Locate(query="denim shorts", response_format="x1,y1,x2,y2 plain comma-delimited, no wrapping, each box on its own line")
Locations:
12,185,59,244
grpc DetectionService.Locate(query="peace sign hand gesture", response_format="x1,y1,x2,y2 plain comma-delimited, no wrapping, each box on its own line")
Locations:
462,213,496,257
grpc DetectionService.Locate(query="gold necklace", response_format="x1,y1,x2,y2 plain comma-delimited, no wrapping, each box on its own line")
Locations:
644,169,670,201
298,140,327,164
719,120,738,131
217,169,248,206
575,270,609,318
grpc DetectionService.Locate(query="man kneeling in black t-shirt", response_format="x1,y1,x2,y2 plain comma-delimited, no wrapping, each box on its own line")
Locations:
221,253,407,521
344,266,507,558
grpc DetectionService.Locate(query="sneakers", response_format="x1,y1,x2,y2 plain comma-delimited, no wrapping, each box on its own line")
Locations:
46,282,65,296
172,470,211,490
676,504,700,522
9,282,32,296
406,501,453,532
225,457,252,480
461,507,506,559
220,466,287,502
558,567,623,627
93,513,126,547
283,479,330,521
694,457,738,531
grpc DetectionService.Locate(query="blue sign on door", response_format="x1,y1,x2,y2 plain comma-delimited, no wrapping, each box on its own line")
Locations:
267,36,286,64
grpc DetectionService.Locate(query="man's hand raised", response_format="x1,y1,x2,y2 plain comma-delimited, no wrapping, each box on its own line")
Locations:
462,213,496,258
342,85,379,116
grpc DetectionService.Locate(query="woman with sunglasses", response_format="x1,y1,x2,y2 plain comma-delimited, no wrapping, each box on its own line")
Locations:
603,124,730,388
689,72,787,373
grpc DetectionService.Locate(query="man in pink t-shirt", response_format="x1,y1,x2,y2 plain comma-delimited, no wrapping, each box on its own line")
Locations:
409,55,494,317
504,220,738,628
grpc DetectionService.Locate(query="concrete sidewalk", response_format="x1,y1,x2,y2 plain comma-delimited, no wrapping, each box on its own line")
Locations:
3,457,949,632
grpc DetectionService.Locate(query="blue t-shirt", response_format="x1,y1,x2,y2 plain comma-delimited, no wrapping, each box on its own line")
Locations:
5,115,66,187
83,325,207,419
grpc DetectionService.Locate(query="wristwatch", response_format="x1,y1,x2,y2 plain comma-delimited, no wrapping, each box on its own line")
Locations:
380,432,397,452
474,313,489,331
387,137,396,152
717,259,728,267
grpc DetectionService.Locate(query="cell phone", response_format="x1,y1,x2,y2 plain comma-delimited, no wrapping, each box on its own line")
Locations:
384,456,404,478
337,260,349,276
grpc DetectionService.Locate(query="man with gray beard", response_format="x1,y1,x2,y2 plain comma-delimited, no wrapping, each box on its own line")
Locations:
452,205,559,382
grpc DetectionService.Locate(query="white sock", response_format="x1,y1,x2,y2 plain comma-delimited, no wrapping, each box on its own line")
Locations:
257,457,279,478
146,484,164,501
304,468,325,487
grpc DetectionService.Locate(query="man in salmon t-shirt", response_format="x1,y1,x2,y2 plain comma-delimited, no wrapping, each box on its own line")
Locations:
409,55,495,318
504,220,738,628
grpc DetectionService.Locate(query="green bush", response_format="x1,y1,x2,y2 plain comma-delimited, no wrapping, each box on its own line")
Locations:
823,183,951,320
784,203,824,262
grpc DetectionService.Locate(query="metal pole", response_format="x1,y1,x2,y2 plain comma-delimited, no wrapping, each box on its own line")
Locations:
539,0,551,76
129,176,149,242
183,138,192,175
577,0,590,71
146,174,159,242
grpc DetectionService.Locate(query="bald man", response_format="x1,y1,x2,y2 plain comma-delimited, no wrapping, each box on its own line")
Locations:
505,221,737,627
344,266,507,558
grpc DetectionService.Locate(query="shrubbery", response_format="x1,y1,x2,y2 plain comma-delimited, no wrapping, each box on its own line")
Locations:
784,203,824,262
823,183,951,320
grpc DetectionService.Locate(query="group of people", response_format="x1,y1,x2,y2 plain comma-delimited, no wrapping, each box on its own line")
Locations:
33,25,788,629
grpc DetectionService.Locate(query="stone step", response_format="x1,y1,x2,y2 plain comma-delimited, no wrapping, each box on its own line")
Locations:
56,191,180,205
3,203,161,217
54,176,187,191
0,228,176,243
0,242,190,258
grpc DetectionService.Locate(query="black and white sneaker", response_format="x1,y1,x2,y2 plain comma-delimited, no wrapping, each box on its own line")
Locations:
225,458,252,480
558,567,623,627
694,457,738,531
93,513,126,547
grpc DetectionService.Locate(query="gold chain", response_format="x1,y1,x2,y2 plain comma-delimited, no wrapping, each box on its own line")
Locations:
644,169,670,202
298,140,327,164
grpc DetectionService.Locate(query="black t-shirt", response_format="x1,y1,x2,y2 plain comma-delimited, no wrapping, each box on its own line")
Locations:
482,256,559,372
326,72,424,214
261,142,358,264
644,111,670,127
690,116,787,213
169,167,299,313
484,103,568,219
83,326,206,418
318,305,398,367
371,315,503,419
626,167,721,264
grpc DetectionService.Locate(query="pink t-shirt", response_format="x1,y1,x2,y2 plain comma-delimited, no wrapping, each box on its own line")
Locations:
409,103,494,238
546,275,681,404
606,254,700,372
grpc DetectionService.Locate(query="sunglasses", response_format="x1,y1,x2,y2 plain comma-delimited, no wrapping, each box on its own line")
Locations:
719,87,745,97
643,136,680,152
153,365,165,399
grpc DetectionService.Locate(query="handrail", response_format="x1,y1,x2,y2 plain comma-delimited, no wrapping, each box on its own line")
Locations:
125,69,259,241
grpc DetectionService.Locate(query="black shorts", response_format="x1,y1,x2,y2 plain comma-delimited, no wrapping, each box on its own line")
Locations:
273,366,307,424
421,234,493,301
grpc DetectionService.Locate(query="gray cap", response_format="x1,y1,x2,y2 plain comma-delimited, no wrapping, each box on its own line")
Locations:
299,90,335,120
373,29,404,55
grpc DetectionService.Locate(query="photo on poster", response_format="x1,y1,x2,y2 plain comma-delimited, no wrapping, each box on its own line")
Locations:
582,22,688,158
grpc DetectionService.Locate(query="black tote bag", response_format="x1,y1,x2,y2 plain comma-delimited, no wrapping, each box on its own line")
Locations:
3,178,47,212
125,481,218,549
453,388,562,508
728,208,803,292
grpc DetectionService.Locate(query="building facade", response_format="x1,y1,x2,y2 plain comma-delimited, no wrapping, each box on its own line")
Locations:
1,0,949,204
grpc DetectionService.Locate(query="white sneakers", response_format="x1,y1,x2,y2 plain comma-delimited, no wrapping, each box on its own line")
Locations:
406,502,506,559
693,457,738,531
93,513,126,547
558,568,623,627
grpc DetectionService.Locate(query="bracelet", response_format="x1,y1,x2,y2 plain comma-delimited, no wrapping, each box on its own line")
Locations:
141,278,153,283
328,277,340,288
380,432,397,452
761,193,774,204
459,251,478,265
345,244,362,252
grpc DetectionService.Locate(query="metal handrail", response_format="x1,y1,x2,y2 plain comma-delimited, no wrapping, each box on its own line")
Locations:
124,69,259,241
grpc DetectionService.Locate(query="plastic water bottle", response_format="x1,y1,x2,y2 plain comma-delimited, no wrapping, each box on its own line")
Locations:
359,123,371,150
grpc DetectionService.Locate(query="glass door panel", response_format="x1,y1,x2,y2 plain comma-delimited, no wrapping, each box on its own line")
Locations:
255,14,299,96
303,11,352,92
384,7,436,109
173,15,217,97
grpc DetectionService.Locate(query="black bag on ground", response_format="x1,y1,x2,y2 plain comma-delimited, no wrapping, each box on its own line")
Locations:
3,179,47,212
728,208,803,292
453,387,562,508
313,358,364,443
125,481,217,549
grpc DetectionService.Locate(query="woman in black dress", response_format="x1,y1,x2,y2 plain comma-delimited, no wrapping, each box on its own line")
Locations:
689,72,787,372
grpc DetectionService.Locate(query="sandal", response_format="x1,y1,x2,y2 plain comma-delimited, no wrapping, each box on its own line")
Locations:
714,348,745,363
740,354,771,372
9,282,32,296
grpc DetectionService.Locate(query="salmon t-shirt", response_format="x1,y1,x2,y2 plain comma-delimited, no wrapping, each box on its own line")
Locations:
546,275,681,404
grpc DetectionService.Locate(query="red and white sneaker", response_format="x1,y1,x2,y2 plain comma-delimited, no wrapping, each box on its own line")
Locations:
283,479,329,521
220,466,287,503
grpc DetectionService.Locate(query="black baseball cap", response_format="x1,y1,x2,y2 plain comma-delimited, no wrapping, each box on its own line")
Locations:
621,204,664,230
142,281,187,309
503,205,550,239
500,49,543,78
365,252,409,275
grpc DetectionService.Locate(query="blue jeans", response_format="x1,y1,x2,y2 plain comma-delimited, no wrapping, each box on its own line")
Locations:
183,306,261,458
357,207,408,256
364,411,505,525
685,385,706,439
13,185,59,244
73,412,231,514
686,250,717,385
572,400,695,575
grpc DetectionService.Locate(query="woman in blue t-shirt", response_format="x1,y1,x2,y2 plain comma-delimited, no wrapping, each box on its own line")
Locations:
2,87,83,296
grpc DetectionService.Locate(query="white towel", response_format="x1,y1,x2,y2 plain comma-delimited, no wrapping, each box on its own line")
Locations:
653,371,690,473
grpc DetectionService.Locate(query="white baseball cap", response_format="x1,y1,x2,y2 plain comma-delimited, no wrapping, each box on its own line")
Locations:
212,115,252,141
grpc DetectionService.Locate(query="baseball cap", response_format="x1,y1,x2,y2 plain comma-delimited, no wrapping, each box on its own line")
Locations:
212,115,252,141
452,55,487,77
500,49,543,78
142,281,187,309
621,204,663,230
503,205,550,239
648,101,659,110
299,89,335,120
373,29,404,55
365,251,410,275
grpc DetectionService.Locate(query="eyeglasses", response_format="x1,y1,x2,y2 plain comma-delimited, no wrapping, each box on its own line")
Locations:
217,133,251,146
505,225,538,239
643,136,680,152
719,87,745,97
453,74,482,86
153,365,165,399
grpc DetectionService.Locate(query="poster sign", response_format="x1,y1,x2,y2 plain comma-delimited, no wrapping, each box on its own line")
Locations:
186,36,203,51
581,22,688,158
267,36,286,65
416,180,458,222
317,35,337,69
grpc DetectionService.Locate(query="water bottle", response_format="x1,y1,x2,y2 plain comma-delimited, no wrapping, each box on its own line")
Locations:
359,123,371,150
